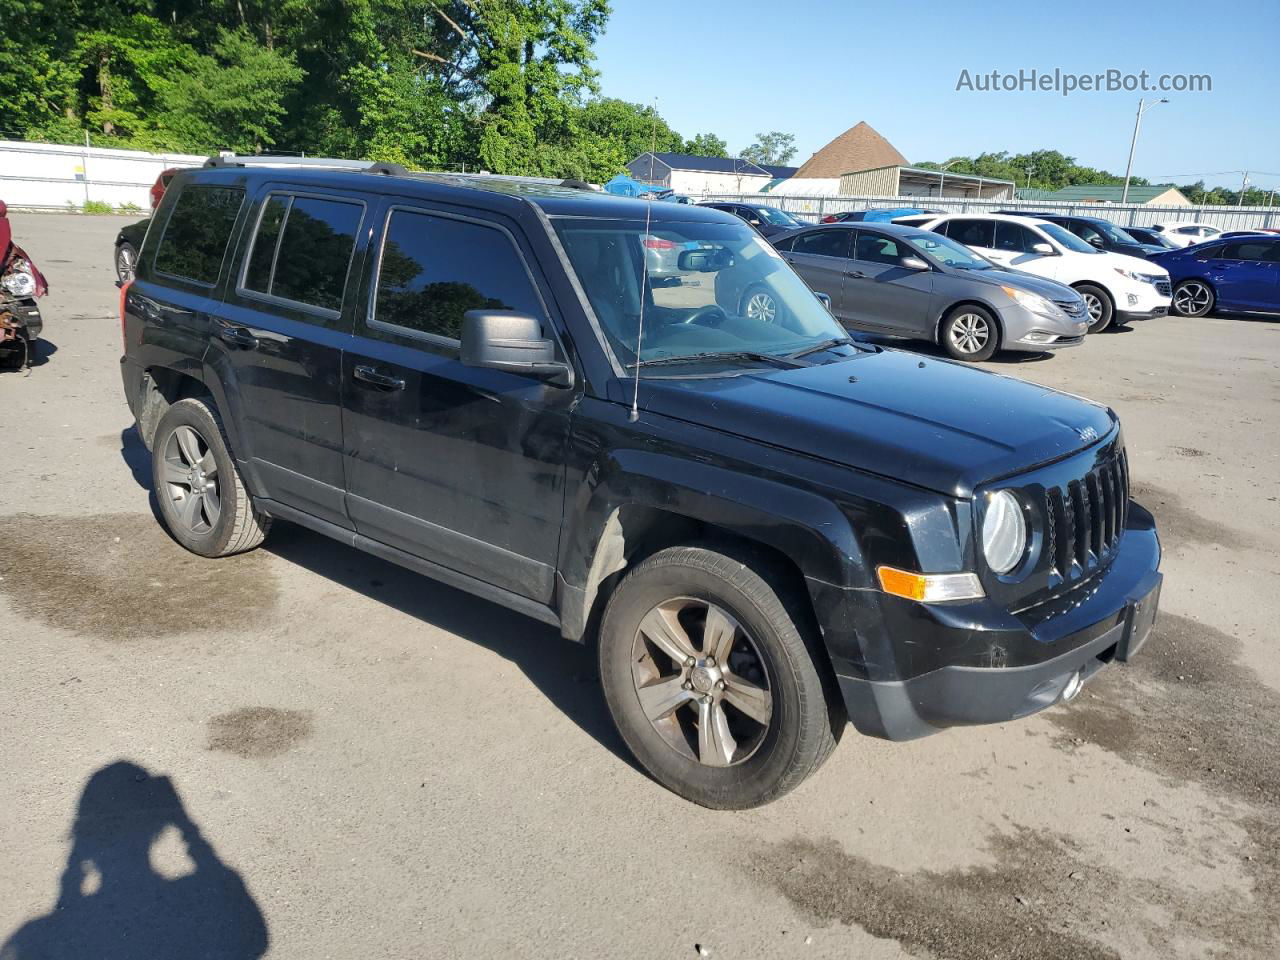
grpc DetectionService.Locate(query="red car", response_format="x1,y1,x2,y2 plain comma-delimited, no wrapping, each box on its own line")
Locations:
151,168,182,209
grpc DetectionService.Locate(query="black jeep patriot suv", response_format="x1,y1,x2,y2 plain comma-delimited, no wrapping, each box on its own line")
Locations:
120,159,1162,808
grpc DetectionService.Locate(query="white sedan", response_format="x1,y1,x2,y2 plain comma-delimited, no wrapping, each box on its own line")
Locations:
1148,222,1223,248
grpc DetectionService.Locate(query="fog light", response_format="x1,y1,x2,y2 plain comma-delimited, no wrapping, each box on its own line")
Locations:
1020,330,1056,344
1062,670,1083,702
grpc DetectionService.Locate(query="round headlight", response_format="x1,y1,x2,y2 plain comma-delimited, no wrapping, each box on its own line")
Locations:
982,490,1027,575
2,270,36,297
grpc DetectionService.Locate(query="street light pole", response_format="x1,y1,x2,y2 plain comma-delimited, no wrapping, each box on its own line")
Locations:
1121,97,1168,204
938,158,960,199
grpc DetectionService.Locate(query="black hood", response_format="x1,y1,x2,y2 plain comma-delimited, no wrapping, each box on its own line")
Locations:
636,349,1117,498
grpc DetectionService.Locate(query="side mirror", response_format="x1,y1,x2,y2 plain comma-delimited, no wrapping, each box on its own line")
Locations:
460,310,571,386
1086,236,1104,248
901,255,930,271
815,291,833,311
1031,242,1055,255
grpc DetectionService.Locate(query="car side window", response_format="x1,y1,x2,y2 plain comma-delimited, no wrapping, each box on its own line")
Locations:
1218,241,1274,261
948,219,996,248
372,208,545,343
243,193,364,312
994,222,1036,253
790,229,850,259
773,235,796,252
153,184,245,285
853,232,903,265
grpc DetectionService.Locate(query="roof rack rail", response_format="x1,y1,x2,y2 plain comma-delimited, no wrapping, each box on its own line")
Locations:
203,155,407,176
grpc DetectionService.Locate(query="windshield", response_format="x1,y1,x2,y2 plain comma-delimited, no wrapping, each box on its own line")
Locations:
1038,222,1098,254
754,207,800,226
904,231,993,269
1095,221,1139,244
552,217,848,369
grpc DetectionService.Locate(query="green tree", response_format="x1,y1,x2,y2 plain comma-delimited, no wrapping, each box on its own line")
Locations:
683,132,728,157
741,131,796,166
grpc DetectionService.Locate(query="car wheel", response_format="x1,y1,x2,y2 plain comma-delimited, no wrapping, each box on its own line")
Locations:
598,544,840,809
115,242,138,283
741,285,780,324
152,398,270,558
1076,283,1113,332
1171,280,1215,317
940,305,999,362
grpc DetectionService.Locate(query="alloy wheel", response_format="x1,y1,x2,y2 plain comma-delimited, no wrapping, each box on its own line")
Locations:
116,245,136,283
745,291,778,323
161,425,221,534
1083,293,1104,323
630,597,773,767
948,312,990,354
1174,281,1212,317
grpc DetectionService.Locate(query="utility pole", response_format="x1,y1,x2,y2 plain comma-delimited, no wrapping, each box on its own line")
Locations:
1121,97,1168,204
1239,170,1250,206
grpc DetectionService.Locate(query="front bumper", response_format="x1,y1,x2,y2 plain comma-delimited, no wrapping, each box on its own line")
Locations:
831,502,1162,741
1115,281,1171,321
1116,305,1169,322
998,303,1089,352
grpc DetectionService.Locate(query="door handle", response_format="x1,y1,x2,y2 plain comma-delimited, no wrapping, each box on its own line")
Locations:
218,324,258,349
353,364,406,391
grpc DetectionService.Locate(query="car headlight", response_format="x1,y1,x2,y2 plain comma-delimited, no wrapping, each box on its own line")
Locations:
1114,267,1164,285
1001,285,1058,317
982,490,1028,575
1,271,36,297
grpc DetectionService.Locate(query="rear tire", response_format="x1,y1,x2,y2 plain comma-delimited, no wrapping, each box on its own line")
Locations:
940,304,999,362
598,544,839,809
152,398,270,558
115,242,138,284
1172,279,1215,317
1076,283,1114,332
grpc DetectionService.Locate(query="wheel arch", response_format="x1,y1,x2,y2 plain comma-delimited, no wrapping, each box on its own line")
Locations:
1070,279,1116,309
136,366,212,449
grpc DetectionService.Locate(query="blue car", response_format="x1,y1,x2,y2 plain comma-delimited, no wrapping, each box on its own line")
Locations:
1151,235,1280,317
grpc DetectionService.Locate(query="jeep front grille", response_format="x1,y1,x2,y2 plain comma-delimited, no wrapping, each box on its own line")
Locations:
1043,449,1129,578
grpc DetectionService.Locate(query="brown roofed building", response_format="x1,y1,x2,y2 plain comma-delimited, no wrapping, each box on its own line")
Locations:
793,121,907,180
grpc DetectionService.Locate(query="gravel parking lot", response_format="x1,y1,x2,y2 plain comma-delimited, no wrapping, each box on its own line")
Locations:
2,212,1277,959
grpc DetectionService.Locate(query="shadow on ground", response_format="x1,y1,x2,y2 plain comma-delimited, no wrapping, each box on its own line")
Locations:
1,760,268,960
263,521,634,770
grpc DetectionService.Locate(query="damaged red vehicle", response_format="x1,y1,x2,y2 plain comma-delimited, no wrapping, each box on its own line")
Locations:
1,200,47,369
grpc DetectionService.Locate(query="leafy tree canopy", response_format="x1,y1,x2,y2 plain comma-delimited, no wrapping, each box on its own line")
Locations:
741,131,796,167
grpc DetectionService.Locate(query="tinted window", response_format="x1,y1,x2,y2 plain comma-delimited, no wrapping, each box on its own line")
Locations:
1217,241,1277,261
994,221,1038,253
374,210,544,342
791,229,850,258
154,184,244,284
946,219,996,248
772,235,796,252
270,197,363,311
244,195,288,293
853,232,903,264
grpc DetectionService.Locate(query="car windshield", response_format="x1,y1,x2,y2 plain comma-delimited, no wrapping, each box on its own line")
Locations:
904,231,993,269
1094,221,1139,244
552,217,849,370
754,207,800,226
1038,222,1098,254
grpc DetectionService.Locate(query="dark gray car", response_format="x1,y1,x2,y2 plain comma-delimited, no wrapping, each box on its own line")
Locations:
769,223,1089,361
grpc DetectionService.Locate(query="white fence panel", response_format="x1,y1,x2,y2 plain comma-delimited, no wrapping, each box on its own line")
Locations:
0,140,207,210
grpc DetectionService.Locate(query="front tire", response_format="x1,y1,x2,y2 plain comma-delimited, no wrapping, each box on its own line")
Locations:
152,398,270,558
115,242,138,283
1171,279,1215,317
1076,283,1114,332
940,304,999,362
598,545,839,809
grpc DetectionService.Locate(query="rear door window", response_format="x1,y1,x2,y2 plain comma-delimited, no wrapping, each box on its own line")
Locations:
947,219,997,249
153,183,245,285
243,193,364,312
371,208,546,343
790,229,851,259
994,221,1038,253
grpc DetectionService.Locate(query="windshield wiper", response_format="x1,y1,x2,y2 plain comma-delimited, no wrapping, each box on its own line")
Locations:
786,337,857,359
629,350,806,370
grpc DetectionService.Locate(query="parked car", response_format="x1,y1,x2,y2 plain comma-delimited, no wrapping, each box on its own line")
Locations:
770,222,1088,361
1124,226,1178,250
119,160,1162,809
1149,222,1223,248
151,167,182,210
821,207,937,224
915,214,1172,331
996,212,1165,260
114,218,150,283
1151,234,1280,317
698,202,806,238
0,199,48,369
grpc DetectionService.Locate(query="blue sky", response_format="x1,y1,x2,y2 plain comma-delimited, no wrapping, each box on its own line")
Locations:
593,0,1280,191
